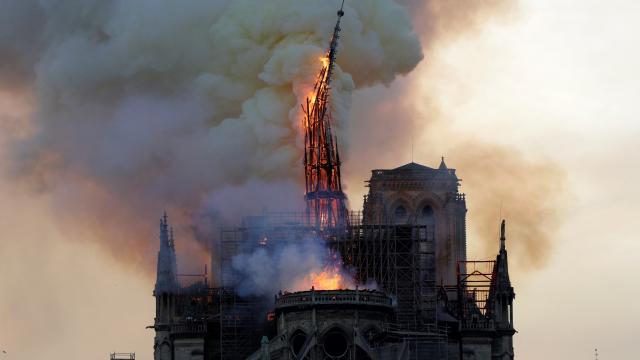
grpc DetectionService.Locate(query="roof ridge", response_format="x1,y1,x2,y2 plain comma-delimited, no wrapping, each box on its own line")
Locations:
391,162,435,171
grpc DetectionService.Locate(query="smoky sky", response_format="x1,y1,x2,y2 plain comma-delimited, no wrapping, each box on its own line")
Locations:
0,0,563,274
0,0,423,273
345,0,567,269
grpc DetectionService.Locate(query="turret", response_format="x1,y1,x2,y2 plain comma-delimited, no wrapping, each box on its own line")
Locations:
490,219,516,359
491,220,515,327
155,212,178,293
153,213,179,360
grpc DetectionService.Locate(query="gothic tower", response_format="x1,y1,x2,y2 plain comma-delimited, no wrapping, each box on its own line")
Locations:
362,159,467,285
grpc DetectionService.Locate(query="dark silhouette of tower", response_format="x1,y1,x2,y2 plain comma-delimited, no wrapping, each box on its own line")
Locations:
489,220,516,359
155,212,177,293
153,213,178,360
302,1,348,231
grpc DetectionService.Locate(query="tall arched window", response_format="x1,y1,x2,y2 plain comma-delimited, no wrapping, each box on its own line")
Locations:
393,205,408,224
420,205,435,225
290,330,308,356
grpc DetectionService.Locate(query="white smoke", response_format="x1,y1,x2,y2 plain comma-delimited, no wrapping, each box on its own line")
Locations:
230,235,356,297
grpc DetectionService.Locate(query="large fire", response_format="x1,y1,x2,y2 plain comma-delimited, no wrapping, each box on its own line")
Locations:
307,56,330,111
301,52,348,230
292,262,356,291
308,267,351,290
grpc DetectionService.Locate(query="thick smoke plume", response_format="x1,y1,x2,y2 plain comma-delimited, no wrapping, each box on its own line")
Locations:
345,0,568,271
0,0,422,272
1,0,564,275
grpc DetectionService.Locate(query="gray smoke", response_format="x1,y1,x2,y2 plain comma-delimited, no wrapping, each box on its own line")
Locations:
0,0,423,271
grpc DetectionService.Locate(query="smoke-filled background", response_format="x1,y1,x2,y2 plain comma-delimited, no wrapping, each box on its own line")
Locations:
0,0,423,275
1,0,639,359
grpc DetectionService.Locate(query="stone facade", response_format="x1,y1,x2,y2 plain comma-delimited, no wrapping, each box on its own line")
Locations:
363,161,467,285
249,289,394,360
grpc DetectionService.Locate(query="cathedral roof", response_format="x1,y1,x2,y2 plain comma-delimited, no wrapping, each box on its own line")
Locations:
391,162,436,172
371,161,458,180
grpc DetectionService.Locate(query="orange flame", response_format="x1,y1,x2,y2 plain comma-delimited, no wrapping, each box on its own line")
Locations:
292,262,355,291
320,56,329,69
308,56,330,105
308,268,347,290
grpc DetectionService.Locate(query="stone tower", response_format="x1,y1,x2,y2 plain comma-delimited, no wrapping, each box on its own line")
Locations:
362,159,467,285
153,213,178,360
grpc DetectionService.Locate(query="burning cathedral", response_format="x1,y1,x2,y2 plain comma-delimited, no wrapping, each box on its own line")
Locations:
151,5,515,360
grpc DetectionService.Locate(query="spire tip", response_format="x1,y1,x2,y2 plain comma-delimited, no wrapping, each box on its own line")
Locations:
438,156,448,170
500,219,506,251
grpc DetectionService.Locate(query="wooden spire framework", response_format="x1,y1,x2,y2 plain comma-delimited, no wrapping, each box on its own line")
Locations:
302,2,348,231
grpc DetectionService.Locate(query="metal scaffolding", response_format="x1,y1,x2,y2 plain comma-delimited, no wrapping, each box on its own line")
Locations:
219,289,258,360
331,219,437,330
219,227,264,360
221,212,439,327
456,260,496,327
152,208,453,360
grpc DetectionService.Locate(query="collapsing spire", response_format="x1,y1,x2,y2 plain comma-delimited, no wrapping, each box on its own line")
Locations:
302,1,348,231
155,212,178,292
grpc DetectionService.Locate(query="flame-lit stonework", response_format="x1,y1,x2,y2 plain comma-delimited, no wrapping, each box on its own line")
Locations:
151,4,516,360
